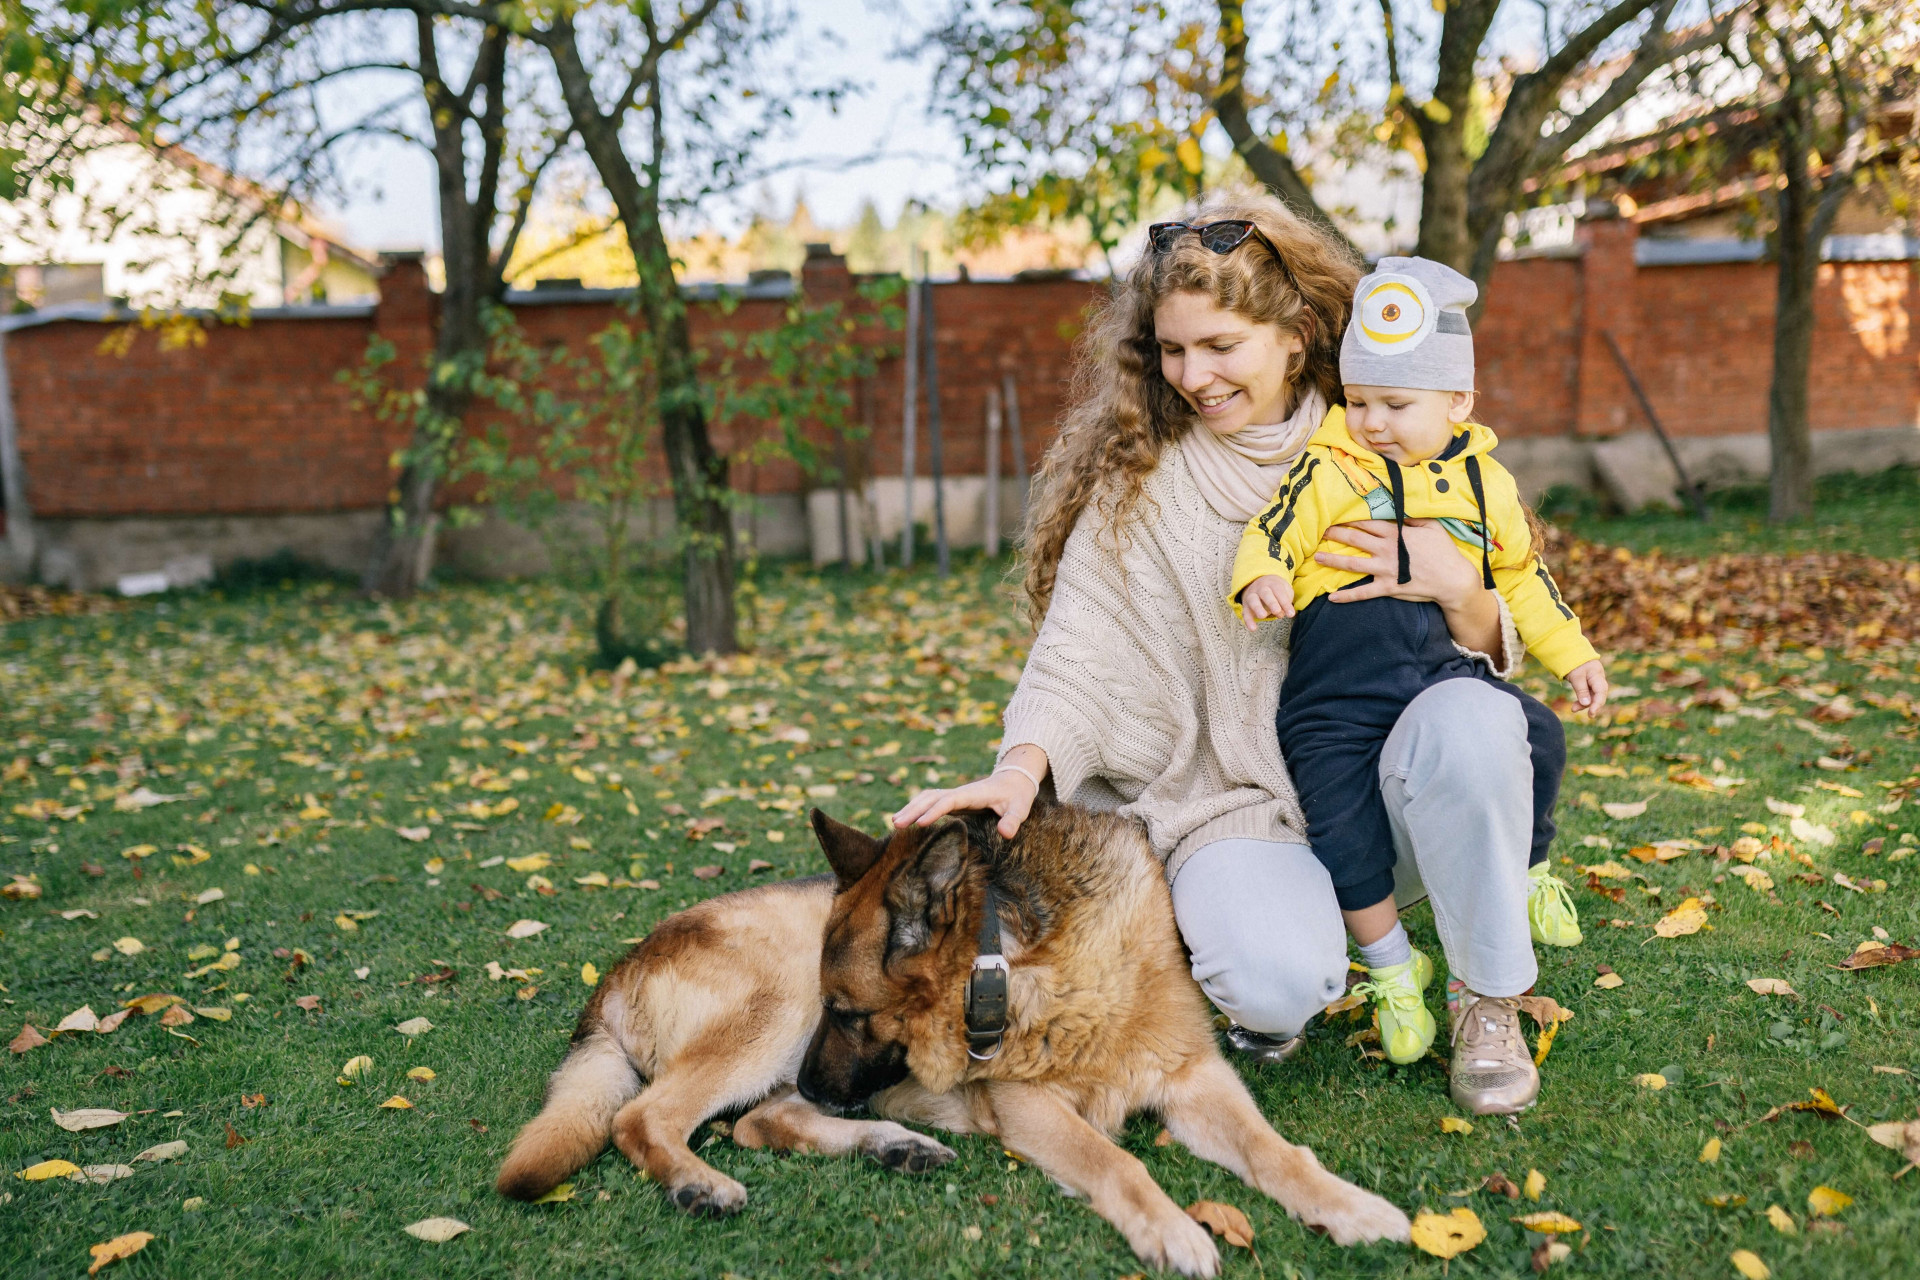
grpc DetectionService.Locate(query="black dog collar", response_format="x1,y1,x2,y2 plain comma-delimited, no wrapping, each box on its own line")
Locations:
964,882,1008,1061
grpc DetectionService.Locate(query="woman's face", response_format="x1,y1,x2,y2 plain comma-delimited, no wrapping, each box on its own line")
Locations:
1154,290,1305,436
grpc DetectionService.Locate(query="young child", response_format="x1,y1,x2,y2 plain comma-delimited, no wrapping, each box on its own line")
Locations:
1229,256,1608,1070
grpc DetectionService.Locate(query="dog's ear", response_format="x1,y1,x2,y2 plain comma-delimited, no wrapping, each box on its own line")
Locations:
883,821,970,958
811,808,886,888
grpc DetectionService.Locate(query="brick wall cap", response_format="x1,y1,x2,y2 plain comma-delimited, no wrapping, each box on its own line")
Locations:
1,300,376,333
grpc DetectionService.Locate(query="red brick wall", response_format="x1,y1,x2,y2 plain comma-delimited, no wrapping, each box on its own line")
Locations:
7,230,1916,521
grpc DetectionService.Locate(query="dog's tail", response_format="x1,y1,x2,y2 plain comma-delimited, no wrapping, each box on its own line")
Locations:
496,1026,641,1201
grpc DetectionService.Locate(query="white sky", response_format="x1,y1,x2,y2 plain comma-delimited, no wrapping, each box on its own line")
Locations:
323,0,964,252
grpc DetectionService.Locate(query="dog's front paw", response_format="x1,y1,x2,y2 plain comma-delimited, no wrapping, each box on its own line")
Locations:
668,1172,748,1219
1305,1186,1411,1247
1125,1209,1220,1278
866,1131,957,1174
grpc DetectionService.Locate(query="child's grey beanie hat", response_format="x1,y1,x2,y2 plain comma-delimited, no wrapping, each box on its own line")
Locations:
1338,255,1477,392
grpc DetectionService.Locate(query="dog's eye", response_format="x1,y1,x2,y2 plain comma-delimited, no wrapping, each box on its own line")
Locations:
829,1006,869,1029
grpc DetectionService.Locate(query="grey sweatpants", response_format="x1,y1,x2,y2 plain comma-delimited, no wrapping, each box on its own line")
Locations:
1171,678,1538,1037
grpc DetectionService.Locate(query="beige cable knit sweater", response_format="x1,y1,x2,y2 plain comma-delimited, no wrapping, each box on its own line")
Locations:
999,438,1522,884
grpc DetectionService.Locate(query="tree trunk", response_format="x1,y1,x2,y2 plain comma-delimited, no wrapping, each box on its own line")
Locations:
1412,0,1499,274
362,21,503,597
1767,96,1818,524
549,24,737,655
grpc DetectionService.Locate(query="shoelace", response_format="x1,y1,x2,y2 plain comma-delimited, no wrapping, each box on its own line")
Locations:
1352,974,1423,1016
1453,996,1524,1056
1530,872,1577,919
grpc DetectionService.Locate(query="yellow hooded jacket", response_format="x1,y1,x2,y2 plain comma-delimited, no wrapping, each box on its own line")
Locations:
1229,407,1599,679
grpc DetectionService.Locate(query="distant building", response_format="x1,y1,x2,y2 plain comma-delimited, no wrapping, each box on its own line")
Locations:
0,124,380,312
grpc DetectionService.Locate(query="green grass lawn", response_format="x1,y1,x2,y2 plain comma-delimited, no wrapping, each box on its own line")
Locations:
3,557,1918,1279
1542,465,1920,561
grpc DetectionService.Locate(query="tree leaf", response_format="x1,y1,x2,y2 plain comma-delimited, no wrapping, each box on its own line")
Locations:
394,1018,434,1036
1410,1207,1485,1258
1184,1199,1254,1248
1806,1185,1851,1216
1699,1137,1722,1163
1440,1116,1474,1134
69,1164,136,1184
403,1217,471,1242
1652,897,1709,938
532,1181,575,1205
86,1231,153,1274
10,1023,48,1054
1764,1204,1798,1235
52,1107,129,1131
1511,1211,1582,1233
1745,978,1798,997
1524,1169,1546,1201
16,1159,82,1181
380,1095,413,1109
1602,800,1648,820
505,919,549,939
133,1141,187,1163
1730,1249,1771,1280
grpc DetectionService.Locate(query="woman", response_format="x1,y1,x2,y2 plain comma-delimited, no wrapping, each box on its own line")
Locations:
895,192,1547,1115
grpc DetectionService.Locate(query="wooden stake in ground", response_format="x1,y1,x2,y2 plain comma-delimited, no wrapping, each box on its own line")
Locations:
984,386,1003,557
899,255,920,569
922,275,949,576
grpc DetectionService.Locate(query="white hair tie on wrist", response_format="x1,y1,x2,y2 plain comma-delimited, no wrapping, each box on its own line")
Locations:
993,762,1042,799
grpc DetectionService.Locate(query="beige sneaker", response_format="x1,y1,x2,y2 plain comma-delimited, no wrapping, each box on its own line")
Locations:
1449,992,1540,1115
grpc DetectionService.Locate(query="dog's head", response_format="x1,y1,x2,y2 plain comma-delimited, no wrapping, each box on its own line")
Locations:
796,808,986,1110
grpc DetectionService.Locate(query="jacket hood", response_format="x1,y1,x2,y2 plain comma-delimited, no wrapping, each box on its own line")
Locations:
1314,406,1500,463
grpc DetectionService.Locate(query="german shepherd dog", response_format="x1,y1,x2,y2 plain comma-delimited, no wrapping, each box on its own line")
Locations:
496,801,1410,1276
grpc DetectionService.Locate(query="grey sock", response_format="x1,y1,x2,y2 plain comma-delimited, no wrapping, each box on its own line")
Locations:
1357,921,1413,971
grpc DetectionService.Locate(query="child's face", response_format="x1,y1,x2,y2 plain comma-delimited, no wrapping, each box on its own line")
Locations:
1343,386,1475,464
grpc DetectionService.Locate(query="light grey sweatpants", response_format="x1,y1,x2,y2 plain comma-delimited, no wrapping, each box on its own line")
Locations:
1171,678,1538,1037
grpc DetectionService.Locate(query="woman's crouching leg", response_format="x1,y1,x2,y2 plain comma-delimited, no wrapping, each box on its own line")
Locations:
1171,838,1349,1038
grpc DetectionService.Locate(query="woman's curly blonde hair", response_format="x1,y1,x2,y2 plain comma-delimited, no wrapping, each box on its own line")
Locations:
1019,190,1360,624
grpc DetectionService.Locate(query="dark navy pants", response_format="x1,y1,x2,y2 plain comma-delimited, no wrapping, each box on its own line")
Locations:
1276,591,1566,912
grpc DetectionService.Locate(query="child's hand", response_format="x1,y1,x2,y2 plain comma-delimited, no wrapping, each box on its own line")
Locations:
1240,575,1295,632
1567,659,1609,716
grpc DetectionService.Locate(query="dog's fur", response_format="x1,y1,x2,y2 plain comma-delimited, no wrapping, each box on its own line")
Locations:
496,801,1409,1276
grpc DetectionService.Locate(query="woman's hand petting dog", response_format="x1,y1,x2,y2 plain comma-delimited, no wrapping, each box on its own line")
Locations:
893,744,1047,838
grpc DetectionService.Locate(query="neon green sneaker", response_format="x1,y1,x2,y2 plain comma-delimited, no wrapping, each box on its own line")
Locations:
1527,862,1584,947
1352,947,1437,1065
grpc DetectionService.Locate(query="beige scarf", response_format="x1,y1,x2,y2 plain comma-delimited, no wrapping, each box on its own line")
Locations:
1181,390,1327,522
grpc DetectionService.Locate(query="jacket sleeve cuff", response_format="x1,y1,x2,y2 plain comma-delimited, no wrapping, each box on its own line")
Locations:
1454,593,1525,680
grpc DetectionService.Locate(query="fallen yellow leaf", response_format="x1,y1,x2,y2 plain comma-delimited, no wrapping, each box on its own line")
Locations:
1745,978,1797,997
379,1095,413,1109
1440,1116,1474,1135
1764,1204,1797,1235
1595,972,1625,989
17,1158,82,1180
340,1055,374,1081
531,1181,574,1205
1652,897,1709,939
1184,1200,1254,1248
1806,1185,1851,1217
1633,1073,1667,1090
406,1066,436,1081
1511,1211,1581,1234
87,1231,153,1275
1524,1169,1545,1201
1699,1137,1722,1163
581,962,599,987
506,853,551,873
1730,1249,1770,1280
1410,1207,1485,1259
505,919,549,939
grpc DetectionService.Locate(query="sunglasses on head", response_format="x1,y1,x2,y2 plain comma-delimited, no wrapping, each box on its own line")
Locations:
1147,220,1295,285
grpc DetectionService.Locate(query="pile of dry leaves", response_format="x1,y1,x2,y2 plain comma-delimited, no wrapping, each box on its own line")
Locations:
0,584,119,624
1545,531,1920,653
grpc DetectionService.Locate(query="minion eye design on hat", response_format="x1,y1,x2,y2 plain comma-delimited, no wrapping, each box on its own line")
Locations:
1354,275,1436,355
